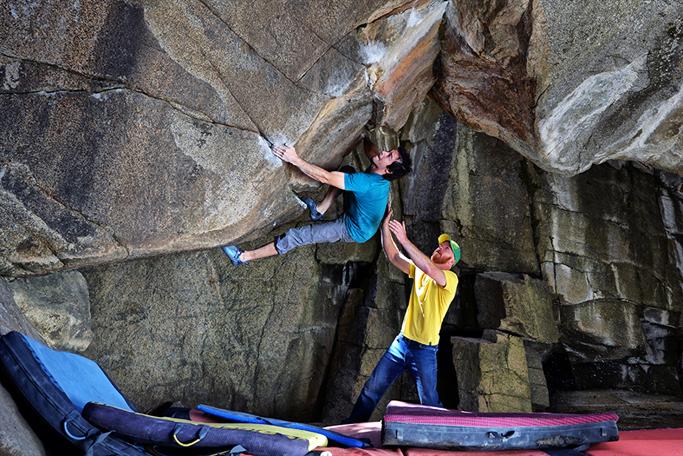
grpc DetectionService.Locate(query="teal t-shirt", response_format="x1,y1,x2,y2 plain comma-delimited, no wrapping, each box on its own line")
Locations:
343,172,390,242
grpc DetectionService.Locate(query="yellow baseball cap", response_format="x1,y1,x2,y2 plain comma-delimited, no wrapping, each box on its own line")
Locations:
438,233,461,264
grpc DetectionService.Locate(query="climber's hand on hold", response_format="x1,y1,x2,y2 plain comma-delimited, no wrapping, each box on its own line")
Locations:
273,145,299,165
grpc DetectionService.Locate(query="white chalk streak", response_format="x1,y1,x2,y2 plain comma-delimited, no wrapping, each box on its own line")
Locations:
539,57,645,165
2,61,20,90
620,82,683,155
259,136,282,168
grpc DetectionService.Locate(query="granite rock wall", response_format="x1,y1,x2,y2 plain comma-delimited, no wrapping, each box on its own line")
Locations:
0,0,446,277
2,0,681,278
432,0,683,175
1,0,682,451
402,99,683,425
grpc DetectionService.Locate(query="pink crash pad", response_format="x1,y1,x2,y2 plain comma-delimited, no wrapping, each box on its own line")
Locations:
319,422,683,456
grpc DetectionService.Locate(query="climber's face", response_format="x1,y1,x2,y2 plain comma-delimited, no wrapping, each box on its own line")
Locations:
372,149,401,171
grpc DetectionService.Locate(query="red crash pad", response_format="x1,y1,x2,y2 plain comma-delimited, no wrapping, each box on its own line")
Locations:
586,428,683,456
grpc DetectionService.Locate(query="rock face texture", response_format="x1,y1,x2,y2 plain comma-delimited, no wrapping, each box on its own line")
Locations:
0,384,47,456
433,0,683,175
453,331,533,412
360,0,447,130
3,0,679,278
82,246,351,417
0,0,682,448
0,280,43,339
0,0,447,277
401,99,683,422
2,271,92,351
475,272,559,344
432,0,536,160
551,390,683,430
532,162,683,397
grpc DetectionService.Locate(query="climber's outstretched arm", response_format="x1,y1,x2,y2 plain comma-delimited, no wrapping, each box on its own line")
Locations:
273,145,346,190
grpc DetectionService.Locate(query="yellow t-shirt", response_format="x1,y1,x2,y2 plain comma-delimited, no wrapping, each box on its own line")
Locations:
401,262,459,345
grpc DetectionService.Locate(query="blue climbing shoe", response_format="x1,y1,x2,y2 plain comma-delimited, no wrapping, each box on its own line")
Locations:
222,245,245,266
298,196,323,221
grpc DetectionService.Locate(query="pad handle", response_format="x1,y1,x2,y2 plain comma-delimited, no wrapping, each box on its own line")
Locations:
62,410,96,442
62,418,87,441
172,425,209,447
486,430,516,441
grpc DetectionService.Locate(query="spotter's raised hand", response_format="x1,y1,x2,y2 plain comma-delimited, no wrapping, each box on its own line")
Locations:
388,219,409,244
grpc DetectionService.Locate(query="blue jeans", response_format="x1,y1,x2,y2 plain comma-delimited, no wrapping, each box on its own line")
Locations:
346,334,442,423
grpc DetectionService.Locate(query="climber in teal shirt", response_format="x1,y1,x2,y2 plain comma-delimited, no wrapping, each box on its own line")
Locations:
343,172,391,243
222,142,411,265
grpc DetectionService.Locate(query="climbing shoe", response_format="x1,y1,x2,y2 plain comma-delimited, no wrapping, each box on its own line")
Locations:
298,196,323,221
222,245,245,266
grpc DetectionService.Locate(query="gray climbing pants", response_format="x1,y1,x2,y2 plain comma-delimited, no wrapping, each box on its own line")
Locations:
274,217,354,255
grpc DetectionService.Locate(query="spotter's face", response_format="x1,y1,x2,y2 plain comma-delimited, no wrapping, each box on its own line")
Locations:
431,242,455,269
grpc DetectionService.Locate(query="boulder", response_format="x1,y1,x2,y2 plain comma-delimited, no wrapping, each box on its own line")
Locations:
475,272,560,343
0,0,433,277
440,124,538,274
82,246,350,419
2,271,92,351
560,300,647,361
2,0,683,429
452,331,532,412
433,0,683,175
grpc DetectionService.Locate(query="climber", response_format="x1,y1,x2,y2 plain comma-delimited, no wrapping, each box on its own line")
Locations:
221,142,411,265
344,208,461,423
